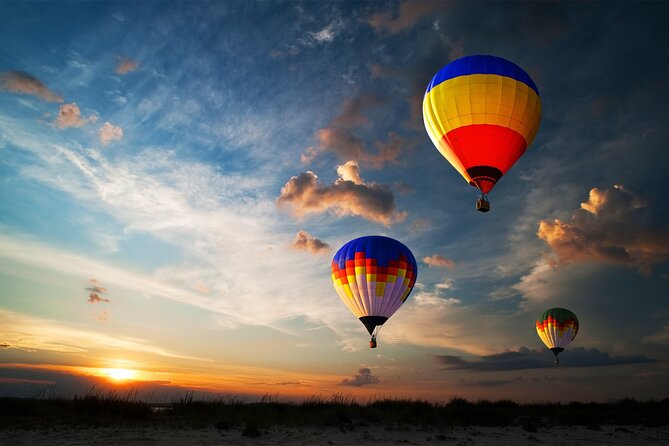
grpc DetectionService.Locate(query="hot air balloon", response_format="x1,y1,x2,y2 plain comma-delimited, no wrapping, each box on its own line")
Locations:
331,236,418,348
423,55,542,212
536,308,579,364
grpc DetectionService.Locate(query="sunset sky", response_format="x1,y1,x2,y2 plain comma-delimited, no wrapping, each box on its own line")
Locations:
1,1,668,402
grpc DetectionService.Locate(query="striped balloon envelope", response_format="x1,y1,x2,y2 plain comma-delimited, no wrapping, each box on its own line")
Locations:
423,55,542,201
331,236,417,348
536,307,579,364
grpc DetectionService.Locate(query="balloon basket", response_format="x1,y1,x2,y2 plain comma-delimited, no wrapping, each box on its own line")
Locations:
476,197,490,212
369,338,377,348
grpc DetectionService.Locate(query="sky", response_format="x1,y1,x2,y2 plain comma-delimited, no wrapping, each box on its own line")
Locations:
1,1,668,403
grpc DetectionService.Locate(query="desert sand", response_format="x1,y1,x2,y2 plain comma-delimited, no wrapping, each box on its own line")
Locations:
1,425,668,445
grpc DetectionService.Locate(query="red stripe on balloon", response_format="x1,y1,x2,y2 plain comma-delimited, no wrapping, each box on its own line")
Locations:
442,124,528,194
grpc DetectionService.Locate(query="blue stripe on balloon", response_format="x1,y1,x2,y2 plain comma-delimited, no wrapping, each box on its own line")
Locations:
425,55,539,97
333,235,417,270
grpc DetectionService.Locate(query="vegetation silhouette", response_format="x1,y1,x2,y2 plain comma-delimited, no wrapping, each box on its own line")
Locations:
1,390,668,430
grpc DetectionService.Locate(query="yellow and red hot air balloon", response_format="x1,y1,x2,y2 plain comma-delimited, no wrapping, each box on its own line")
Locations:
331,236,418,348
536,307,579,364
423,55,542,212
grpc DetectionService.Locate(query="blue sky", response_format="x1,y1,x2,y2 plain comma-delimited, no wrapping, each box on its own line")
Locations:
1,1,668,401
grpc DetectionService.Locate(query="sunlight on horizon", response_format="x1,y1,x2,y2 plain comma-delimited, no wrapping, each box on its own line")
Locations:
101,367,138,382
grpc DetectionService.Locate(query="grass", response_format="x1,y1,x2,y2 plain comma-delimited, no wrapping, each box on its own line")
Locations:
1,391,668,430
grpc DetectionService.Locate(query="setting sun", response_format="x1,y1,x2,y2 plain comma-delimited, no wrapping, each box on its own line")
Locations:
103,368,137,382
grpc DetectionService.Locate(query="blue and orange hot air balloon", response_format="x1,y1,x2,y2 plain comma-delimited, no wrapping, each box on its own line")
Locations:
423,55,542,212
331,236,418,348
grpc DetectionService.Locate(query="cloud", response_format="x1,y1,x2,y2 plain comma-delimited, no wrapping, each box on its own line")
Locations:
96,310,109,322
435,347,655,372
87,293,109,304
54,103,97,129
86,279,110,303
312,129,407,169
115,57,139,75
339,367,379,387
277,161,407,226
0,309,210,361
0,343,10,349
304,19,345,45
0,126,353,340
301,94,408,168
643,325,669,345
0,70,63,102
422,254,454,269
99,122,124,145
336,160,364,185
366,1,448,34
331,94,385,128
537,185,669,274
292,230,330,254
410,218,432,233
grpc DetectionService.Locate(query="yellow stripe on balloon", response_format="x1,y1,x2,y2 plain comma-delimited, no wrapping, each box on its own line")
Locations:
423,73,541,144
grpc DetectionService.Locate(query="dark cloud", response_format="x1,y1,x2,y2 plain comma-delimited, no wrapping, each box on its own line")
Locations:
0,366,182,401
436,347,656,372
87,293,109,304
339,367,379,387
422,254,454,269
292,230,330,254
0,343,10,349
331,94,386,128
459,376,525,388
278,161,407,226
302,93,411,168
538,185,669,274
366,1,448,34
0,70,63,102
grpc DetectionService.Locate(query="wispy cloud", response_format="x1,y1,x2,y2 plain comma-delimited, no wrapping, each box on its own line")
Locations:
278,161,407,226
0,70,63,102
54,103,97,129
99,122,124,145
0,309,211,361
422,254,454,269
436,347,655,371
366,1,448,34
339,367,379,387
303,19,345,45
538,185,669,274
0,120,352,338
292,230,331,254
115,57,139,75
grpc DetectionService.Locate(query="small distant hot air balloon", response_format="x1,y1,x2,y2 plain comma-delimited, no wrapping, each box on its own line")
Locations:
536,308,579,364
423,55,542,212
331,236,418,348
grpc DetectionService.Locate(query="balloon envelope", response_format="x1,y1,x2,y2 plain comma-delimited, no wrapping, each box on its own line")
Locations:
331,236,417,336
536,307,579,351
423,55,542,194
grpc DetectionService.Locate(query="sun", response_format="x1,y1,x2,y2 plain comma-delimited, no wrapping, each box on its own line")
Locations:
103,368,137,382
